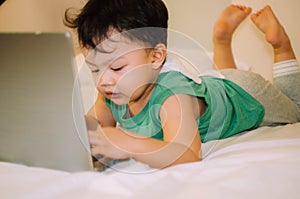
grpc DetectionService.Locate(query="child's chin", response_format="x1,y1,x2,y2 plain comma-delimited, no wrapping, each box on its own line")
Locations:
110,98,129,105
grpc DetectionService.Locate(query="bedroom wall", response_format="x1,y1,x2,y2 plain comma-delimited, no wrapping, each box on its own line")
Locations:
1,0,299,81
0,0,86,53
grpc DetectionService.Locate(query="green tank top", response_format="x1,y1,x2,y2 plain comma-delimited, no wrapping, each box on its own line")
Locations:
105,71,265,142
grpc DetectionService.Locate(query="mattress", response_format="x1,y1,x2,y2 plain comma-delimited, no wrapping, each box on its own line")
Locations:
1,123,299,199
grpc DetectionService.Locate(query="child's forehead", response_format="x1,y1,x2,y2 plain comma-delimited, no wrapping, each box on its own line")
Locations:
85,36,148,67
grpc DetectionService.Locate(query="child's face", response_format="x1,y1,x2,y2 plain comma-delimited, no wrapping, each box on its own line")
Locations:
83,40,164,105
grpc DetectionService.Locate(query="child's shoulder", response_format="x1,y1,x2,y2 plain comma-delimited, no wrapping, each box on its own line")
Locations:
161,54,225,84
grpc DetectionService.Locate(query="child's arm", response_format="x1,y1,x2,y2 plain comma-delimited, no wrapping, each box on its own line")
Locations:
88,94,203,169
86,93,116,127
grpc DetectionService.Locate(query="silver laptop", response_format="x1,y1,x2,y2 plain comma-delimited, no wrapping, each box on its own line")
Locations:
0,32,94,172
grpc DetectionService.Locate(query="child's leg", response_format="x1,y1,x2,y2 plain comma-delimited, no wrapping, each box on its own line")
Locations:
221,69,300,125
274,63,300,109
251,6,300,115
215,5,300,125
213,5,252,69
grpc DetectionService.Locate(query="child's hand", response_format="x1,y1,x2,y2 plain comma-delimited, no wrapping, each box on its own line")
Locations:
88,125,131,160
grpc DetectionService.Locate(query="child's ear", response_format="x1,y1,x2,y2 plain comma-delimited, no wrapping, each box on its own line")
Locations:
151,43,166,69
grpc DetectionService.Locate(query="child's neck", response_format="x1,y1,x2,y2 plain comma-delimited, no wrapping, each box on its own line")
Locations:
127,83,156,117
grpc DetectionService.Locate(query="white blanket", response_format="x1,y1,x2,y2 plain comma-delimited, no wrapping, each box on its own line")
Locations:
1,123,300,199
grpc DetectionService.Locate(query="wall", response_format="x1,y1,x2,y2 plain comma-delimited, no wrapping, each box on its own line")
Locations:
163,0,230,52
0,0,86,53
1,0,299,80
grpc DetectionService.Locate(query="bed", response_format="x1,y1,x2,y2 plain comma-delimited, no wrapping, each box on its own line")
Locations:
1,123,300,199
1,54,300,199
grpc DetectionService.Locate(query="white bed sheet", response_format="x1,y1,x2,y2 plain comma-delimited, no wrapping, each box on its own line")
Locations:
1,123,300,199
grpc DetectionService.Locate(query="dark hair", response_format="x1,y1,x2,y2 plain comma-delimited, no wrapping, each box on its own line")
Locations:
0,0,6,6
64,0,169,49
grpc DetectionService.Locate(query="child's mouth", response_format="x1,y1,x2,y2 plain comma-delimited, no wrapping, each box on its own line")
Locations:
105,91,120,98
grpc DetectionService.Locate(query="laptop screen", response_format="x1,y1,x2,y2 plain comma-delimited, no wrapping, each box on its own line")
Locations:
0,32,93,172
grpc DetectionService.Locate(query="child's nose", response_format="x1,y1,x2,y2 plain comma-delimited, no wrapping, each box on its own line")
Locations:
99,71,115,87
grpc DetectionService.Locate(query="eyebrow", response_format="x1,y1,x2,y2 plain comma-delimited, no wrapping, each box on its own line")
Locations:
85,53,114,70
85,58,111,69
84,59,98,70
85,55,126,71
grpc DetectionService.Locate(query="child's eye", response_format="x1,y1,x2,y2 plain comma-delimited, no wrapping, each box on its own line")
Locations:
110,65,126,71
91,69,100,73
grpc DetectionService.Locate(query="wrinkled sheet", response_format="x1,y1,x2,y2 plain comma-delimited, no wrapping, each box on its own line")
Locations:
1,123,300,199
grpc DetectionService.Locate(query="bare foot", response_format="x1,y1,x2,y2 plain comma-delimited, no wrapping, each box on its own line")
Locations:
251,5,296,61
213,5,252,44
251,6,287,48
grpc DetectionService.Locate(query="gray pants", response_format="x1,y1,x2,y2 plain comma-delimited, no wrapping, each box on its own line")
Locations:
220,60,300,126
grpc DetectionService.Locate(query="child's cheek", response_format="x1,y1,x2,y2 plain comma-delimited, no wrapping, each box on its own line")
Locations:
117,64,155,97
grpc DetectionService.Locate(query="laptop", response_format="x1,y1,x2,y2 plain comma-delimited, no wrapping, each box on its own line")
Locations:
0,32,95,172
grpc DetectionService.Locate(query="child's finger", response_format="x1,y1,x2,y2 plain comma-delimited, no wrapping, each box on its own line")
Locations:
88,130,105,149
91,146,104,157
